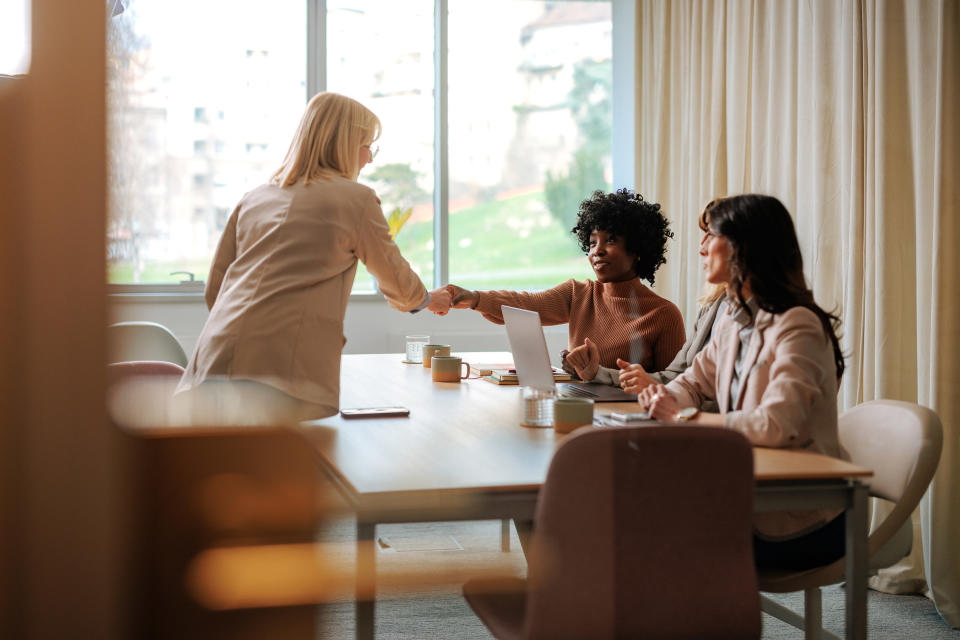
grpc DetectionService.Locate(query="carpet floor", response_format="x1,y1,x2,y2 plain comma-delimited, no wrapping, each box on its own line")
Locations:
312,516,957,639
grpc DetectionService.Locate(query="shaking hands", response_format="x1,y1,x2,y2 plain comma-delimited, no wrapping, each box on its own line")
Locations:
426,286,452,315
425,283,477,315
445,284,479,309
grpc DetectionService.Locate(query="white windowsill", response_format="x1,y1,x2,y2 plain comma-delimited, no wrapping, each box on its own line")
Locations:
108,283,387,304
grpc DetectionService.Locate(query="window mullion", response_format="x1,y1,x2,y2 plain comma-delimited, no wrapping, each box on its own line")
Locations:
307,0,326,98
433,0,449,288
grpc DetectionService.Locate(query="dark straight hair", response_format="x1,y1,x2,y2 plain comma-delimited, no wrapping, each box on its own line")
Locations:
699,194,845,380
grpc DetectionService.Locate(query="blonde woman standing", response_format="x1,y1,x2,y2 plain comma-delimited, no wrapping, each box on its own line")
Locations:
177,92,450,420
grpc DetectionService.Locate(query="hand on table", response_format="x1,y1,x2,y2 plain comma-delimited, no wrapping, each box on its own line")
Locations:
564,338,599,381
637,383,682,421
427,287,452,315
559,349,576,377
446,284,479,309
617,358,657,395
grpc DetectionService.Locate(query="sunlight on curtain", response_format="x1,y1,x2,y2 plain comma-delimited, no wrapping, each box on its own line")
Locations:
635,0,959,626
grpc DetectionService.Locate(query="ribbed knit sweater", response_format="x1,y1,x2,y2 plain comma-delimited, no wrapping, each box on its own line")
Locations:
475,278,686,373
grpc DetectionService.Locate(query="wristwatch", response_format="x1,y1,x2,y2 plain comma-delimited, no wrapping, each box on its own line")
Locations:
674,407,699,422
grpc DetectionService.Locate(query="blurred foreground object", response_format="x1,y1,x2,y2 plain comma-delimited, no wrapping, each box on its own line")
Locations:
386,206,412,239
123,421,326,639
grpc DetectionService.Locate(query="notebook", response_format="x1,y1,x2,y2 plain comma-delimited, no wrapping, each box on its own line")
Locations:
500,305,637,402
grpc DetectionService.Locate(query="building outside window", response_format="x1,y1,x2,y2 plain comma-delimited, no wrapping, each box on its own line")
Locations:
106,0,611,291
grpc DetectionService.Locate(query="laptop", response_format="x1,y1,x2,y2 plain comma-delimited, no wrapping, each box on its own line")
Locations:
501,305,636,402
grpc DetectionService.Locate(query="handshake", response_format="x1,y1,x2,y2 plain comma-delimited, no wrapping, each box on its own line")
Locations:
424,284,481,316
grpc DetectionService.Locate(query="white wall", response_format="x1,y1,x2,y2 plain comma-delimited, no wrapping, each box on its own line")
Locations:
108,294,571,366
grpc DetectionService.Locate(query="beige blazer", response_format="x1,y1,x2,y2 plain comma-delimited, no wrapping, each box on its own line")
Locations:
177,177,427,414
650,296,724,385
667,305,845,539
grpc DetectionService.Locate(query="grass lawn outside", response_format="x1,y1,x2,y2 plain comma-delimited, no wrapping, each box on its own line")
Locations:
110,190,594,292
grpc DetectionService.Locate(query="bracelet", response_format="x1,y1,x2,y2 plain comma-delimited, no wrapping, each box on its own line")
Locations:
470,292,479,309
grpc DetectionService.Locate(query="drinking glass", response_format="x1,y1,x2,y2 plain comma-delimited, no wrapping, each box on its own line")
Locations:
521,386,556,427
404,334,430,363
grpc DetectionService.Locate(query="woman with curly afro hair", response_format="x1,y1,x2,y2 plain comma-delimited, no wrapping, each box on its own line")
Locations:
446,188,685,381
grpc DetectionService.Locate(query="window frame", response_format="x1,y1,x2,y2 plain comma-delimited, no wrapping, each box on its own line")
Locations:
108,0,634,300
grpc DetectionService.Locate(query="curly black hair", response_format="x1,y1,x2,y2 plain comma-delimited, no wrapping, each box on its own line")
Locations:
571,188,673,284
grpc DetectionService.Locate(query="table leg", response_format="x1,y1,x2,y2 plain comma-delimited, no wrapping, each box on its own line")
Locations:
356,521,376,640
845,481,868,640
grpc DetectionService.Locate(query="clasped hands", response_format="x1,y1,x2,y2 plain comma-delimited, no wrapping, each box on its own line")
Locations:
618,360,682,419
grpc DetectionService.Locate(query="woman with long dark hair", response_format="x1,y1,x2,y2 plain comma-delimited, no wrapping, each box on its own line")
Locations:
638,194,847,569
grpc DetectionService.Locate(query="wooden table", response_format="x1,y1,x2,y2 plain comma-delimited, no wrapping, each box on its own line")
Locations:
300,353,872,640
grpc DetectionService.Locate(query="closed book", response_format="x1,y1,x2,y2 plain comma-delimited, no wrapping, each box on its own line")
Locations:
470,363,515,377
483,368,573,384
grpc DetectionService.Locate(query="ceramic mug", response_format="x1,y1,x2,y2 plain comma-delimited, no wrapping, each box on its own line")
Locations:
422,344,452,368
431,356,470,382
553,397,595,434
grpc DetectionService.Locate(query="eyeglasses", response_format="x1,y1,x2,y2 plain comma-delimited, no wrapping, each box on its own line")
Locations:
363,144,380,160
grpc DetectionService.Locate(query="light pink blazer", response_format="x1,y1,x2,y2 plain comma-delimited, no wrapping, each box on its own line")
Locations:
666,305,845,539
177,177,427,414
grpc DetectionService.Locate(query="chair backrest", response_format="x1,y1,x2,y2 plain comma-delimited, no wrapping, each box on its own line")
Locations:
524,426,761,640
107,360,185,429
108,321,188,367
107,360,185,384
839,400,943,557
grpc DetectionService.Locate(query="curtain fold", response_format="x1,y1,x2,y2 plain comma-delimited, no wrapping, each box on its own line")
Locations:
636,0,959,626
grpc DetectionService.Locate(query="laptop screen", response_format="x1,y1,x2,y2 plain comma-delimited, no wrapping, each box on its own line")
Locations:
501,305,557,391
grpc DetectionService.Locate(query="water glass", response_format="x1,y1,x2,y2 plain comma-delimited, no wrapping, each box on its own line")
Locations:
521,386,556,428
404,334,430,363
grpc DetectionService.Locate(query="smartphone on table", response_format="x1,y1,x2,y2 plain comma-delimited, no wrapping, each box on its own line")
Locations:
340,406,410,419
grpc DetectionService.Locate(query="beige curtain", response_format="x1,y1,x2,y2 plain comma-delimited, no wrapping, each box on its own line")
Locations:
635,0,959,626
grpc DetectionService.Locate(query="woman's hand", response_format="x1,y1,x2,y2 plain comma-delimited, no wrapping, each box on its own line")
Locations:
427,287,452,315
637,383,682,420
559,350,576,377
617,358,657,395
564,338,599,381
446,284,479,309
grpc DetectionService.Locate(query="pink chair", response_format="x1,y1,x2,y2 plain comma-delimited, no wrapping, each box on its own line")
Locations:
107,360,185,428
463,426,761,639
107,360,185,384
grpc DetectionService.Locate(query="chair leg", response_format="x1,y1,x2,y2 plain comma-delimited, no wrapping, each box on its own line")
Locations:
759,592,841,640
804,587,822,640
501,518,511,552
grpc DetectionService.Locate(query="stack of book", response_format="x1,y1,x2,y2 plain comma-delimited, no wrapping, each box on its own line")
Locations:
472,364,573,385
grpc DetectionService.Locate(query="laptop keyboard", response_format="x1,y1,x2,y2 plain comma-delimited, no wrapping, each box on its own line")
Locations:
559,385,598,398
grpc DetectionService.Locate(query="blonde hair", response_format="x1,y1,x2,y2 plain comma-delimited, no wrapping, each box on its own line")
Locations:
271,92,381,187
699,282,726,305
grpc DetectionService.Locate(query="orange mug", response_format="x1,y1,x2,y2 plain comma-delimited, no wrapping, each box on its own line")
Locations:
422,344,451,368
431,356,470,382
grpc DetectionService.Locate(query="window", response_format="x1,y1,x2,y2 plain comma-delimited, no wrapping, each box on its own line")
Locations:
107,0,306,284
446,1,609,289
0,0,30,76
107,0,612,291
